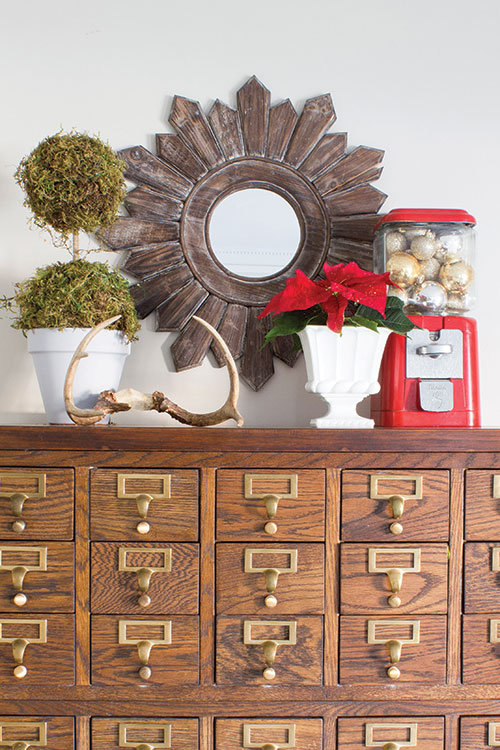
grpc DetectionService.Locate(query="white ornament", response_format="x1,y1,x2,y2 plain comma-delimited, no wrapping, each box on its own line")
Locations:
386,231,407,255
419,257,440,281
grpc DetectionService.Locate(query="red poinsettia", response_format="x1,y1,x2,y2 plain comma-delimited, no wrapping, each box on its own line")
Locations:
259,261,397,333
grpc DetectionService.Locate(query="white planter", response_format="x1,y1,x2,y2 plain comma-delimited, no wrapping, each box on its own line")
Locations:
27,328,131,425
298,325,391,429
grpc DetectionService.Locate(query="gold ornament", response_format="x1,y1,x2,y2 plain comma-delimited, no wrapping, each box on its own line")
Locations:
439,260,474,293
388,286,408,303
447,292,472,313
387,252,420,288
410,231,438,260
419,257,440,281
386,231,407,254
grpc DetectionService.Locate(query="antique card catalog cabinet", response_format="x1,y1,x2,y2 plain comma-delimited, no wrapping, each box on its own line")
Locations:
0,426,499,749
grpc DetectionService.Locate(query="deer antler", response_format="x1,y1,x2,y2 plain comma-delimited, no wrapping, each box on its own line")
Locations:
64,315,244,427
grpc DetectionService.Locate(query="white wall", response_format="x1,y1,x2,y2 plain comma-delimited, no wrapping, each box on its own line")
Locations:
1,0,499,427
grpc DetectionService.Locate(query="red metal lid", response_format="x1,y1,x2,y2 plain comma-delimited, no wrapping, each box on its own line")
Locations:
376,208,476,228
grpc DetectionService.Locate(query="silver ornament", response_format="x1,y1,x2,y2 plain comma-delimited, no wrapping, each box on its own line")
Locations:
439,232,463,256
447,292,472,313
403,227,427,241
439,260,474,293
387,252,420,288
418,257,440,281
413,281,447,312
410,231,438,260
386,231,408,255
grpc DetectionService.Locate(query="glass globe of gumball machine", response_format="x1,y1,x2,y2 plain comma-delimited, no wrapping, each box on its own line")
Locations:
371,209,480,427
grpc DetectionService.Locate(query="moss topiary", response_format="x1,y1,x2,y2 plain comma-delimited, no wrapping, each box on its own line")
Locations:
15,132,126,241
3,260,139,341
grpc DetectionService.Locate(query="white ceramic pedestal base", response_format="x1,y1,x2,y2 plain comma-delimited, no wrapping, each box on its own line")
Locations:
27,328,130,424
299,326,391,429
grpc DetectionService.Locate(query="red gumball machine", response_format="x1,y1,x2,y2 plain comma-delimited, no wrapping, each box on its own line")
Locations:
371,209,481,427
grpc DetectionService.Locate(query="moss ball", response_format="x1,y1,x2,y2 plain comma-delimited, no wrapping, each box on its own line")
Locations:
15,132,126,237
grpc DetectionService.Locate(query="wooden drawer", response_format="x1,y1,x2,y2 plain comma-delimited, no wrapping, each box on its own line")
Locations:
0,614,74,685
463,615,500,683
464,543,500,612
0,541,74,613
0,716,74,749
91,615,199,686
0,469,73,540
216,543,324,615
92,718,198,750
339,615,447,684
341,470,449,541
340,543,448,614
91,542,199,614
465,471,500,539
337,716,444,749
216,470,325,541
90,469,199,541
216,615,323,685
215,719,322,750
461,716,500,749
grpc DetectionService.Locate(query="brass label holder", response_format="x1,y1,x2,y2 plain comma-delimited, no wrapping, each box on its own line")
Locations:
368,548,421,608
489,619,500,643
243,619,297,682
367,619,420,681
369,474,423,536
243,723,296,750
0,618,48,679
493,476,500,500
489,722,500,746
244,548,298,608
118,619,172,681
365,722,418,748
0,547,48,607
0,720,47,748
492,548,500,573
244,473,298,536
118,547,172,608
0,473,47,535
117,474,172,536
118,722,172,750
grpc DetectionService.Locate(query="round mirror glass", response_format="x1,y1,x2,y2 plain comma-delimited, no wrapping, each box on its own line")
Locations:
209,188,301,278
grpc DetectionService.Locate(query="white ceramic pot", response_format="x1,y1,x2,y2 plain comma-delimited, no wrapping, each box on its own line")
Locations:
298,325,391,428
27,328,131,425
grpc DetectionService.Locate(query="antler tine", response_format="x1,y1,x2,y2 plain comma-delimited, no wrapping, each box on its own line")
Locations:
64,315,123,425
154,315,244,427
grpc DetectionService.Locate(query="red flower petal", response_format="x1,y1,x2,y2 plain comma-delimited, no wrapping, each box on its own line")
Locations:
323,261,390,315
321,294,348,333
258,270,330,318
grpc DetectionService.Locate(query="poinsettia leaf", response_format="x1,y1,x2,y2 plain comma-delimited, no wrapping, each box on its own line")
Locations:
344,315,379,332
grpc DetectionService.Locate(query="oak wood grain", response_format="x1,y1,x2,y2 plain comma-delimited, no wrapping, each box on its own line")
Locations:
465,470,500,539
0,716,74,749
216,543,324,615
91,716,198,750
215,718,323,750
460,715,500,749
216,469,325,541
91,542,199,614
90,469,199,542
337,716,444,750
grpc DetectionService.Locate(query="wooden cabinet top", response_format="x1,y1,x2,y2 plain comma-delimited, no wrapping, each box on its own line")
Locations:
0,426,499,453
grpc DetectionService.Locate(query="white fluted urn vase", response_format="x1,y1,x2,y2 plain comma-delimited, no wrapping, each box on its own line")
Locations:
298,325,391,429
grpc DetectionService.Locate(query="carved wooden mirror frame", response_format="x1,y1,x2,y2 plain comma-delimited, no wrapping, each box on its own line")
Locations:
100,76,387,390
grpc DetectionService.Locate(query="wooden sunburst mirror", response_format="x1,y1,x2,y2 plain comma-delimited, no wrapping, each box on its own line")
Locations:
100,76,387,390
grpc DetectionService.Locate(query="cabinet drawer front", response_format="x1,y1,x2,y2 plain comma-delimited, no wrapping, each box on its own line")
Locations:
90,470,199,541
340,543,448,614
91,543,199,614
0,541,74,612
91,615,199,686
0,469,73,540
216,615,323,685
464,543,500,612
341,471,449,541
0,716,74,749
216,470,325,541
215,719,322,750
216,543,324,615
461,716,500,749
0,614,74,685
339,615,447,684
463,615,500,683
337,717,444,749
466,471,500,539
92,718,198,750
